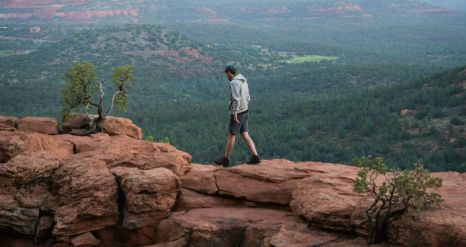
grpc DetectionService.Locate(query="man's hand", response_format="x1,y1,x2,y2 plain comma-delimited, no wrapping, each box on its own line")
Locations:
233,114,239,123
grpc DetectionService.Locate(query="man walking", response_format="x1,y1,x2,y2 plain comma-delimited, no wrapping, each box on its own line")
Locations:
214,65,260,167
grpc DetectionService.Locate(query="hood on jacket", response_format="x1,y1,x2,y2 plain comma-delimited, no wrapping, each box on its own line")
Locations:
232,74,246,82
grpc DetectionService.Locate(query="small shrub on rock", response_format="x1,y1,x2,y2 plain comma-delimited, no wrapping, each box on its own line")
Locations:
353,156,443,245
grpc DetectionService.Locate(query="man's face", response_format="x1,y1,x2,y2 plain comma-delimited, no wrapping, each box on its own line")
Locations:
225,71,234,81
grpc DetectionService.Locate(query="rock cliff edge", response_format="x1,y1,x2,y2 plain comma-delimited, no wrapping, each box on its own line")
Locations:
0,115,464,247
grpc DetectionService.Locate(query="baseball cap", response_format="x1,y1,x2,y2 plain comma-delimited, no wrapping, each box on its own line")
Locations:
224,65,237,74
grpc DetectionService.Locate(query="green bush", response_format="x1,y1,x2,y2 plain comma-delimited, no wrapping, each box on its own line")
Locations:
353,156,443,244
62,60,135,134
144,135,155,142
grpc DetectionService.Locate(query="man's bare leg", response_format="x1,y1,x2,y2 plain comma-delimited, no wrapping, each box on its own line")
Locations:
240,132,258,156
224,133,237,160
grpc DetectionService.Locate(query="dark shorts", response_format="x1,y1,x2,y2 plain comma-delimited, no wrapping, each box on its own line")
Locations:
228,111,249,135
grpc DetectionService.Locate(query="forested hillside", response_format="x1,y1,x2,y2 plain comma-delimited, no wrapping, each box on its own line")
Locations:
0,24,290,114
130,66,466,172
0,24,444,115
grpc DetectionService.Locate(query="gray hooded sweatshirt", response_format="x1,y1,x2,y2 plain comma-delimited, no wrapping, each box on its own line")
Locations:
229,74,250,115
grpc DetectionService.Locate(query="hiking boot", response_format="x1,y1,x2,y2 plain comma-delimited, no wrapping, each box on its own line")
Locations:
214,156,230,167
247,155,261,165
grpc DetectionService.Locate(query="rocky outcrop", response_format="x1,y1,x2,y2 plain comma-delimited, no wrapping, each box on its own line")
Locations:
62,114,91,134
0,115,464,247
113,167,180,230
0,115,18,128
5,114,143,140
154,207,367,247
17,116,59,135
63,114,143,140
289,163,371,234
102,116,143,140
0,130,74,163
0,152,60,236
179,162,372,235
51,156,119,236
0,115,193,246
177,162,466,246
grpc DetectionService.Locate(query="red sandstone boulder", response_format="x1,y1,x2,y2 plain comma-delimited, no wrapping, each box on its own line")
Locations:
1,119,464,246
17,116,59,135
53,133,113,153
0,117,194,245
0,115,18,127
212,160,315,205
180,164,220,194
102,116,143,140
62,114,91,134
0,131,74,163
114,167,180,230
215,168,297,205
0,178,40,236
62,114,143,140
288,162,371,233
221,159,312,183
154,207,367,247
51,157,119,236
71,232,101,246
107,151,192,177
289,174,370,234
0,153,61,185
0,153,59,236
55,133,192,176
179,161,375,237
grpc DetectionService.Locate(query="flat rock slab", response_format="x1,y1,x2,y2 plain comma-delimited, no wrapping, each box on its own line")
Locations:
181,161,466,246
0,119,465,247
102,116,143,140
18,116,59,135
155,207,367,247
0,131,74,163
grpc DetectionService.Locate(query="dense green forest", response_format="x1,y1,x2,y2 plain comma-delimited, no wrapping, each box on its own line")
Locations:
1,0,466,172
127,66,466,171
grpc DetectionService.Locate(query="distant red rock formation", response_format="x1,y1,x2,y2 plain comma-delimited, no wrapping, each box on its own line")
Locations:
0,1,138,21
307,3,364,17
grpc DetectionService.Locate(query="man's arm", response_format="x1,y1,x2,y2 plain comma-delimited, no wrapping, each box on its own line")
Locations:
230,81,241,123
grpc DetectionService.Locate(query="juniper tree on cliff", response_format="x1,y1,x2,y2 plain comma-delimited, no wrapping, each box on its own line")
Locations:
61,60,134,135
353,156,443,245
